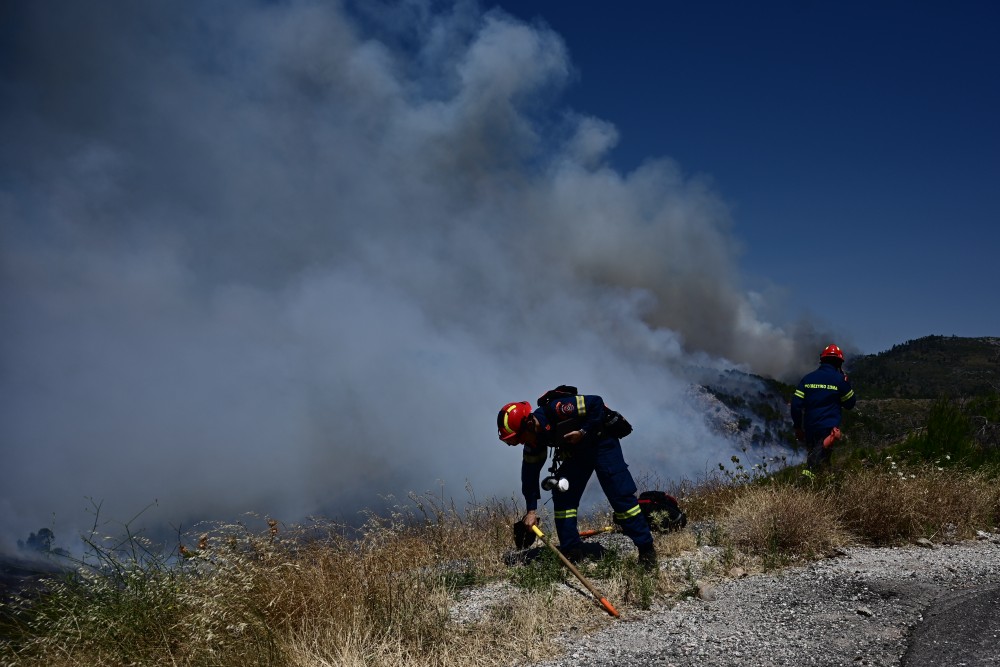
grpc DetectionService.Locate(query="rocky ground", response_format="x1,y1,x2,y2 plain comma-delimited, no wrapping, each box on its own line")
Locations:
453,531,1000,667
539,532,1000,667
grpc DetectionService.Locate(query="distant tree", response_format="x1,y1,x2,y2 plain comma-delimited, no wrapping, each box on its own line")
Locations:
18,527,55,553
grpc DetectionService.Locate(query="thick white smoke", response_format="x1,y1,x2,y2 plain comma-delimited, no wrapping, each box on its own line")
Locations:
0,0,824,549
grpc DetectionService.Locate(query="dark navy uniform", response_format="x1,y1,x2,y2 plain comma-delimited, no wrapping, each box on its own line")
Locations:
521,393,653,554
791,362,856,469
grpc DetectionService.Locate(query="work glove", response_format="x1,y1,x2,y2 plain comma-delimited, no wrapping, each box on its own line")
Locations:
822,426,842,449
512,511,539,548
512,521,536,549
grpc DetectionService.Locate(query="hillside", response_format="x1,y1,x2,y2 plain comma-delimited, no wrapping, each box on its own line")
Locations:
698,336,1000,461
838,336,1000,454
849,335,1000,399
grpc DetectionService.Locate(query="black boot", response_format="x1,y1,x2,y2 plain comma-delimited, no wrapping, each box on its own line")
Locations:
637,544,657,572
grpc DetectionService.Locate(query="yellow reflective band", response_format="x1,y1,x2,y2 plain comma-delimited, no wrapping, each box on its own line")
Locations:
576,395,586,415
614,505,642,520
794,390,805,398
804,383,839,391
554,509,578,519
842,390,854,402
501,405,518,436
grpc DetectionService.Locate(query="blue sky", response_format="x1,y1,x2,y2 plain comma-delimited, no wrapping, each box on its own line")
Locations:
490,1,1000,354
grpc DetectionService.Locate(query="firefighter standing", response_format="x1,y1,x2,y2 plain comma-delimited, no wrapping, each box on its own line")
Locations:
791,344,856,470
497,391,656,570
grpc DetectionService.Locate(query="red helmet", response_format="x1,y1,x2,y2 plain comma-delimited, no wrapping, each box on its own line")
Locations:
820,344,844,362
497,401,533,443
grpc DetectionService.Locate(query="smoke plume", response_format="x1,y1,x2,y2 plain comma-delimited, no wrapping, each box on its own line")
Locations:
0,0,826,548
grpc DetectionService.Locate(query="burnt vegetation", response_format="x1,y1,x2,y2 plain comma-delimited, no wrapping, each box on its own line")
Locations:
704,371,798,448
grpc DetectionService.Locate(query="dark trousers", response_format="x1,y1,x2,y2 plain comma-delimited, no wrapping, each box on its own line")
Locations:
551,438,653,550
806,434,832,471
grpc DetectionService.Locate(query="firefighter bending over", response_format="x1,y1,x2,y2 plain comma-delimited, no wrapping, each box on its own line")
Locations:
497,389,657,570
791,344,856,471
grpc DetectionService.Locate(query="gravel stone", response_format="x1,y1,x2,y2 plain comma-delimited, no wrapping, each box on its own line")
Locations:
514,532,1000,667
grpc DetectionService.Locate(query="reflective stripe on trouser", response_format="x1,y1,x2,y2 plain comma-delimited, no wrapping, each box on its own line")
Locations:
551,439,654,550
594,440,653,549
614,504,643,522
553,507,580,549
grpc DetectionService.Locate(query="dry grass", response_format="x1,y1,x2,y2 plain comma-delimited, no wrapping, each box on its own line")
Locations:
675,476,743,522
719,485,852,564
2,467,998,667
0,494,639,667
835,462,1000,544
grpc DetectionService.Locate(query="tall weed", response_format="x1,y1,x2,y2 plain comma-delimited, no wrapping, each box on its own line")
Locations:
835,463,1000,543
3,468,998,667
720,484,851,565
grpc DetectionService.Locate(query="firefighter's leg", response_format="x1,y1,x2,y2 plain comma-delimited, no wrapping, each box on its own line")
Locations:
594,440,654,550
806,436,831,471
552,456,592,551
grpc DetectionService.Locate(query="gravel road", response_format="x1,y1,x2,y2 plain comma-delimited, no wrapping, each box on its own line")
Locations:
523,531,1000,667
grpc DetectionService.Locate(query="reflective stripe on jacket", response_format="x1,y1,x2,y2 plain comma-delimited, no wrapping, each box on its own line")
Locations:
790,362,856,440
521,394,610,510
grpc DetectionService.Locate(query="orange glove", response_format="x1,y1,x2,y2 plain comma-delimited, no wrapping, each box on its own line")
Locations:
822,427,842,449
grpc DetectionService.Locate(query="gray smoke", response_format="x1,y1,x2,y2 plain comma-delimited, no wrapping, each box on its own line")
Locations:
0,0,828,549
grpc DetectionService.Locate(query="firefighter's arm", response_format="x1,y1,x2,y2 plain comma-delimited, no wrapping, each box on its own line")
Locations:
790,385,805,428
790,385,806,440
840,377,856,410
562,395,607,444
520,444,547,510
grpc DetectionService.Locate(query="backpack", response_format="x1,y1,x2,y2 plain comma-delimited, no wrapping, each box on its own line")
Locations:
638,491,687,532
536,385,633,439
